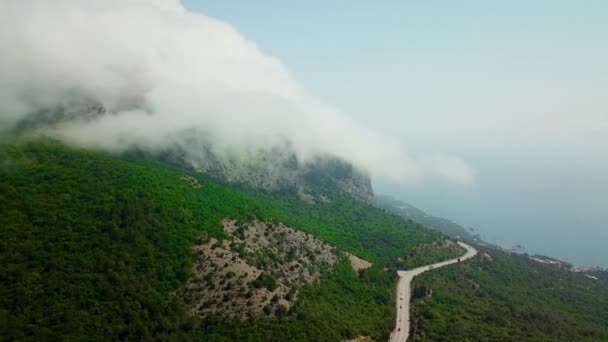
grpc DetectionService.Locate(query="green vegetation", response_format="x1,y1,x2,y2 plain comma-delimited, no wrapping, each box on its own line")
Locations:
0,140,441,340
374,194,480,241
260,192,439,265
0,141,251,340
3,140,608,341
252,273,277,291
410,249,608,341
397,241,466,269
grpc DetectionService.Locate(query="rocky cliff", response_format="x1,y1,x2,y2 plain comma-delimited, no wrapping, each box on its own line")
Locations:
163,144,374,203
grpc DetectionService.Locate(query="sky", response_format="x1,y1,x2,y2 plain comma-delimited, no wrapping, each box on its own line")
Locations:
184,1,608,267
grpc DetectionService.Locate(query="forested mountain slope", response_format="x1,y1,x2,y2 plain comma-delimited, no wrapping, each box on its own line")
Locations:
4,140,604,341
410,248,608,341
0,140,444,341
375,194,480,241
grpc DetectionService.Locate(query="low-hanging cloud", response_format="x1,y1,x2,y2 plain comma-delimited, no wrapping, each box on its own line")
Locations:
0,0,474,185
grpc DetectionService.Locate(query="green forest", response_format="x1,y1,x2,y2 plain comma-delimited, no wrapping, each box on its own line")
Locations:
410,248,608,341
397,241,466,270
3,140,607,341
0,140,441,341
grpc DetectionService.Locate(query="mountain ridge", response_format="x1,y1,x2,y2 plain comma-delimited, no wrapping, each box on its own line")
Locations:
374,194,480,241
14,100,375,204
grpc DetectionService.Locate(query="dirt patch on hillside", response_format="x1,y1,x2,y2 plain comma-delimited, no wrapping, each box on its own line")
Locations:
177,219,338,319
346,253,372,272
481,252,494,262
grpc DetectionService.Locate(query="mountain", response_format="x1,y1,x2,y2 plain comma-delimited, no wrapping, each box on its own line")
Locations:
374,194,481,241
1,139,607,341
0,140,444,341
17,100,375,205
161,145,374,204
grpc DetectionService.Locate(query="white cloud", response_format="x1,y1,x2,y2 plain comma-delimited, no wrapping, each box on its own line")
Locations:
0,0,474,185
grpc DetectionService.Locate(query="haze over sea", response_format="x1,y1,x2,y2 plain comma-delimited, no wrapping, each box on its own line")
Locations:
376,152,608,268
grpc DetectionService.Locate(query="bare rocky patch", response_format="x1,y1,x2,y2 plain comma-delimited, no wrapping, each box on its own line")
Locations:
180,175,202,188
177,219,338,319
346,253,372,272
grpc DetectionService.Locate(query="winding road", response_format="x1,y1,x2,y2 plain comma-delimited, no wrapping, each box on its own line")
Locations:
389,242,478,342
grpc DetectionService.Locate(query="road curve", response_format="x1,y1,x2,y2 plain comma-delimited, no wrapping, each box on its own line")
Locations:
389,242,477,342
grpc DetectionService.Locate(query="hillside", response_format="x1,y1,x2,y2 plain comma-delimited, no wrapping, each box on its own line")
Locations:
3,140,607,341
162,145,375,203
410,247,608,341
375,194,481,241
0,140,444,341
178,219,340,320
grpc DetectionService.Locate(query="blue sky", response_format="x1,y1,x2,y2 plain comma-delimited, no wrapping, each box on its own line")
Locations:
182,1,608,266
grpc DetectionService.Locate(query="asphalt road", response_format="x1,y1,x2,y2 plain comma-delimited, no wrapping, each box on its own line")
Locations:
389,242,478,342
